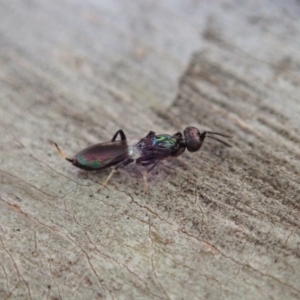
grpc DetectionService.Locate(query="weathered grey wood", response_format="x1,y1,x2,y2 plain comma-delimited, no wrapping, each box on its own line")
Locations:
0,0,300,299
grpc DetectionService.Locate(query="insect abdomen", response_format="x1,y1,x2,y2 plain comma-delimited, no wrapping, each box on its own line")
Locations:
73,142,129,170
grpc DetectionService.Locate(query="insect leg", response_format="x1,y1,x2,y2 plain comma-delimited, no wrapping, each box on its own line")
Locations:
98,158,134,191
111,130,127,142
147,161,160,173
145,131,156,138
141,170,148,193
141,161,160,193
100,168,117,189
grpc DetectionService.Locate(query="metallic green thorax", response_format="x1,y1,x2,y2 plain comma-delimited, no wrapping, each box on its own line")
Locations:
152,134,178,149
135,131,184,163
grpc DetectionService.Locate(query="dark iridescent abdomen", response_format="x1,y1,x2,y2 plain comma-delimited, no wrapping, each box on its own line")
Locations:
73,141,129,170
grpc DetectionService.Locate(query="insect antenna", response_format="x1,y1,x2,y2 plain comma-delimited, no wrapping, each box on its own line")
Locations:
54,143,74,162
205,131,232,138
206,136,232,147
200,131,232,147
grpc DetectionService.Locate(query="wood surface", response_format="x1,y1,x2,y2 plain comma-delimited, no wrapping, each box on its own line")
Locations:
0,0,300,299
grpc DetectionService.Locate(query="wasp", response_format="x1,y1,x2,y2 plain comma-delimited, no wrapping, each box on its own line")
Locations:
55,127,231,192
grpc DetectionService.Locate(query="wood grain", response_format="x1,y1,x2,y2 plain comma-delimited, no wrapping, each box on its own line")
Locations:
0,0,299,299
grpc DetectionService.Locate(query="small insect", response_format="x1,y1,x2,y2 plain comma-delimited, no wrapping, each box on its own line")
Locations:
55,127,231,192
